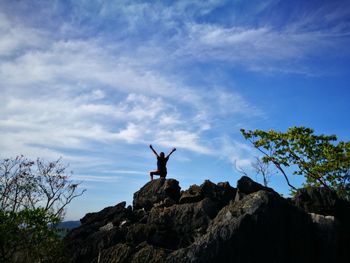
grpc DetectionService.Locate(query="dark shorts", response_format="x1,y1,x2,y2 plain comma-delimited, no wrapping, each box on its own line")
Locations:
151,170,167,178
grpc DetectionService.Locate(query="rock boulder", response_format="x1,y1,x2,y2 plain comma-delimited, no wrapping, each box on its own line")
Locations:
179,180,236,207
133,178,181,211
235,176,276,200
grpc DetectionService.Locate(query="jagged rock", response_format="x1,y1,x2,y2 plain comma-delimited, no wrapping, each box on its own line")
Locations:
293,187,350,260
147,197,220,249
94,242,167,263
129,242,167,263
169,190,318,263
309,212,337,262
133,178,181,211
179,180,236,207
153,197,177,209
65,202,134,263
80,201,132,226
293,187,342,216
124,197,220,251
310,213,335,225
235,176,276,201
65,177,350,263
96,198,221,262
91,243,132,263
179,184,202,204
99,222,114,232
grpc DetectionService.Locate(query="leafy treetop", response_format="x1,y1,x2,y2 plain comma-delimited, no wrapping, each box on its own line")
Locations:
240,126,350,199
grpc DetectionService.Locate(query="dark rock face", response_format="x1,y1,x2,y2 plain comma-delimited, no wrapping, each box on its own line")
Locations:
65,201,135,263
293,187,348,216
235,176,276,200
146,198,220,250
179,180,236,207
170,190,318,263
133,178,181,211
293,187,350,261
65,177,350,263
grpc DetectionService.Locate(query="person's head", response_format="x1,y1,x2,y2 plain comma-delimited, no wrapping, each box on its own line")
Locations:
160,152,165,158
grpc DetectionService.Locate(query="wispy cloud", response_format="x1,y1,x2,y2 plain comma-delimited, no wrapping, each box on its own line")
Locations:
2,0,348,164
1,0,349,219
218,136,256,169
0,4,261,161
72,175,122,183
101,169,145,175
178,22,349,73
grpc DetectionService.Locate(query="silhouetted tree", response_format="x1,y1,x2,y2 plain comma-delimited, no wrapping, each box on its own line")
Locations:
0,155,85,262
234,157,272,187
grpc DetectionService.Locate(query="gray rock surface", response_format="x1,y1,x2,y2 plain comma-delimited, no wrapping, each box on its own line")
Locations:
133,178,181,211
179,180,236,207
293,186,350,261
65,177,349,263
234,175,276,200
169,190,316,263
293,187,339,215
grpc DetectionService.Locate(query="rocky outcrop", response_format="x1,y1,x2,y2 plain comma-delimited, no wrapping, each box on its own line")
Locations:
65,201,136,263
133,178,180,211
234,175,276,200
293,187,350,261
65,177,349,263
179,180,236,206
170,190,317,263
293,187,350,219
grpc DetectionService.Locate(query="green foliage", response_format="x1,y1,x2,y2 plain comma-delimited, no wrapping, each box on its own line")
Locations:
0,156,85,263
0,208,65,263
240,127,350,199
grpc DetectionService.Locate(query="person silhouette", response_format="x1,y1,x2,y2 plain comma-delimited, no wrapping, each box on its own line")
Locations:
149,145,176,181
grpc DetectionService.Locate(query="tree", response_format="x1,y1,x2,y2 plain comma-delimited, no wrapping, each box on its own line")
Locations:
251,156,272,187
234,157,272,187
240,127,350,199
0,155,86,262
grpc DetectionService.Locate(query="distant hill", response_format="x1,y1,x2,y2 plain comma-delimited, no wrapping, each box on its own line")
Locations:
58,220,80,230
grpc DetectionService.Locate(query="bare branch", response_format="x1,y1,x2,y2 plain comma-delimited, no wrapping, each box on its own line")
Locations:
246,138,297,190
0,156,86,219
234,160,249,177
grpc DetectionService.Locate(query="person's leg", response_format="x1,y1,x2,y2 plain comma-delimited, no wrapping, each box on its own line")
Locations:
149,170,161,181
159,172,167,179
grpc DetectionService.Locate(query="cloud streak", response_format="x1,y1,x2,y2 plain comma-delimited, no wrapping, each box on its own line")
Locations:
2,0,348,166
0,3,262,162
1,0,349,220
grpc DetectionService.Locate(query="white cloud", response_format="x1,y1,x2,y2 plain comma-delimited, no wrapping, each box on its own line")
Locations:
218,136,256,169
155,130,211,154
0,3,266,178
0,87,223,159
72,175,122,183
181,23,336,67
0,93,118,158
0,13,48,56
101,169,145,175
206,88,263,117
113,123,144,143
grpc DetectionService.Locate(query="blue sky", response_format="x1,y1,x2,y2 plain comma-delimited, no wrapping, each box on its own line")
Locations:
1,0,350,220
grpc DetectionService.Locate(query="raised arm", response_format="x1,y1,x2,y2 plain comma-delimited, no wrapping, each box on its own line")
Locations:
166,148,176,158
149,145,159,157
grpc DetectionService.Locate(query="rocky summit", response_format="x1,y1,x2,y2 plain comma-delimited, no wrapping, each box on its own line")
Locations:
64,176,350,263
